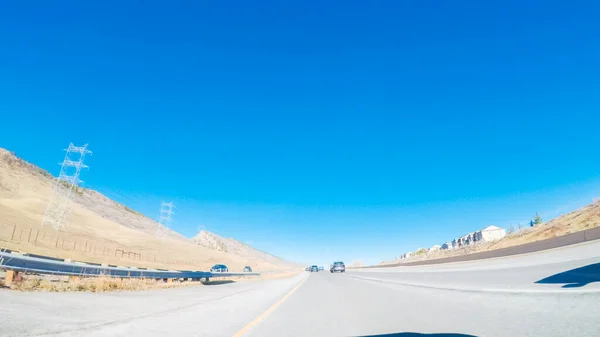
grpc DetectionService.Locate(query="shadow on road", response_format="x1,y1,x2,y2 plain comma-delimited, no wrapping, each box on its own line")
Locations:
535,262,600,288
201,280,236,286
357,333,477,337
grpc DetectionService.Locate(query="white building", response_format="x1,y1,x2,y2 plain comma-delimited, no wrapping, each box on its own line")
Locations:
456,233,474,246
429,245,441,252
474,225,506,242
449,226,506,250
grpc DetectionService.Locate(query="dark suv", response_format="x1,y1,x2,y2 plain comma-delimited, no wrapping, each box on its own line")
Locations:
210,264,228,273
310,265,319,272
330,261,345,273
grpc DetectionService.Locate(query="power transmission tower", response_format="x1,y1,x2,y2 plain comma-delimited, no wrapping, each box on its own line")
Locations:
41,143,92,231
156,201,174,239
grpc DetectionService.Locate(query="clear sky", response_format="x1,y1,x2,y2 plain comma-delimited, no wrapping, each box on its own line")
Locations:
1,1,599,266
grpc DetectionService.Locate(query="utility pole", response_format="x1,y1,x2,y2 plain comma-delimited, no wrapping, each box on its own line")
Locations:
41,143,92,231
156,201,174,239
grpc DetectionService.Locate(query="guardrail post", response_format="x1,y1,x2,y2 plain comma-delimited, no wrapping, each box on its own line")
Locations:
4,270,18,286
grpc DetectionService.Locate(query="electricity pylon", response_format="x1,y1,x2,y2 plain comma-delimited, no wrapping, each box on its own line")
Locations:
156,201,174,239
41,143,92,231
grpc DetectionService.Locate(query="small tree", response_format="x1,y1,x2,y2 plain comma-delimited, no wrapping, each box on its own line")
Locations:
517,223,522,231
533,213,543,225
415,248,427,255
507,225,515,234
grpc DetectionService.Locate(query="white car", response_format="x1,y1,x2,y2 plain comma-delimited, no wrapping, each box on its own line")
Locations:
330,261,345,273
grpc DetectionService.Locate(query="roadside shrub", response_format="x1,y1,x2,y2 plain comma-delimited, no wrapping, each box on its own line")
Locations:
415,248,427,255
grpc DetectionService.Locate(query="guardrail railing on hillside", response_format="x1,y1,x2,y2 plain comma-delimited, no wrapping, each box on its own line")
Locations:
0,250,260,286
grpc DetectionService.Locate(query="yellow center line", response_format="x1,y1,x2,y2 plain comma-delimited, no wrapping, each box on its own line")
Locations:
232,274,309,337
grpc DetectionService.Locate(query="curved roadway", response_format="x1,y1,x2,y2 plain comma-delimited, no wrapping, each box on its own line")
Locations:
1,241,599,337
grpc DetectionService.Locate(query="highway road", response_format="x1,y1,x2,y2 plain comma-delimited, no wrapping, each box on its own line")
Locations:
1,240,599,337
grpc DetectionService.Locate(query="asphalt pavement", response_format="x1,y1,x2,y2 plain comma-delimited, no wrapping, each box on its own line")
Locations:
1,240,599,337
346,250,600,293
247,270,599,337
0,275,306,337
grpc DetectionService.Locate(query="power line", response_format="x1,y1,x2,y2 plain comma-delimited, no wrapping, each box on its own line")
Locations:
41,143,92,231
156,201,174,239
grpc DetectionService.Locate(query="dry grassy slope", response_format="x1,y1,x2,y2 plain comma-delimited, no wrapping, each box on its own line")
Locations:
0,148,298,271
74,188,189,242
381,199,600,265
192,230,289,266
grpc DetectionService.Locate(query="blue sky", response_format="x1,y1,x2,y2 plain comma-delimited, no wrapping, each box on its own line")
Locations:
1,1,599,265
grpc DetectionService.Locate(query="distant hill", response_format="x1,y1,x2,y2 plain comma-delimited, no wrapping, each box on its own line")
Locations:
0,147,298,272
378,199,600,266
192,230,291,267
348,260,365,267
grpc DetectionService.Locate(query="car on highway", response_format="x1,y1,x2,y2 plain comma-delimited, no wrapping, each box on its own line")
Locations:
210,264,228,273
330,261,345,273
318,266,324,271
243,266,252,272
310,265,319,272
305,266,310,271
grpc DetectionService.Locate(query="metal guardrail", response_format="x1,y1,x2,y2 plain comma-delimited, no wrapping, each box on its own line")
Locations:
0,250,260,280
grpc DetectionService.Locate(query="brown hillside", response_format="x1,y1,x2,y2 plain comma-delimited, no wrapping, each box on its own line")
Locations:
0,148,298,272
381,199,600,265
192,230,290,268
